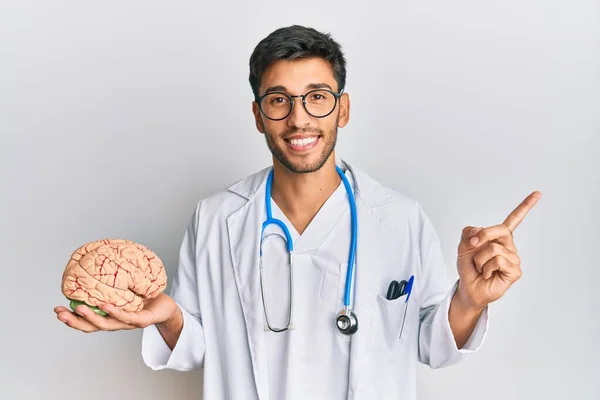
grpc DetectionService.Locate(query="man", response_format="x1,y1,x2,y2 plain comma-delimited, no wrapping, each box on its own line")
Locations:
55,25,541,399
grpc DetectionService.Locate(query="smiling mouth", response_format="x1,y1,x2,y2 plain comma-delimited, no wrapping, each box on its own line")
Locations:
286,136,318,146
284,135,321,152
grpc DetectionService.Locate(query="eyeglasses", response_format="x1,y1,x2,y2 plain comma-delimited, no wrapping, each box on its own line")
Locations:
256,89,343,121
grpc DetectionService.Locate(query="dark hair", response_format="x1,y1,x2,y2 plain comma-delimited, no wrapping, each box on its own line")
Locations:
248,25,347,99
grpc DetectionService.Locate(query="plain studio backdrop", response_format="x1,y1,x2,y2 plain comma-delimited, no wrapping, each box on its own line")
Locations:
1,1,598,399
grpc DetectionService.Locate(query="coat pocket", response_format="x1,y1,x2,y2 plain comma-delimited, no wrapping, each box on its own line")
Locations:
371,293,413,351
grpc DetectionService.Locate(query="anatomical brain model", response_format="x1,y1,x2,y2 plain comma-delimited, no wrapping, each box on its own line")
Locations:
61,238,168,316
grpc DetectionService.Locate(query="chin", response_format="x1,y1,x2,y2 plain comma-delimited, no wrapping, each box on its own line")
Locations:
265,129,336,174
278,153,333,174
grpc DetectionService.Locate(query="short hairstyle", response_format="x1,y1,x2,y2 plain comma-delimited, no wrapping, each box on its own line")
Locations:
248,25,347,99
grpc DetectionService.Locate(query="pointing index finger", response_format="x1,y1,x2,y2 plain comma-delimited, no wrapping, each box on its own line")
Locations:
502,191,542,232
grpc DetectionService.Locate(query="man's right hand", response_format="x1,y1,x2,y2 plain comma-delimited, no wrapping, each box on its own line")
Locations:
54,293,179,333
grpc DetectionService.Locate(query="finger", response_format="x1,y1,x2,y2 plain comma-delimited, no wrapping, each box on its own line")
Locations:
481,255,521,281
74,305,137,331
502,191,542,232
55,308,100,333
473,242,520,273
54,306,72,314
469,224,516,250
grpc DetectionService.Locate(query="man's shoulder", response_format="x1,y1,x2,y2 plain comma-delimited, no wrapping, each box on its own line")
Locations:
350,162,428,229
193,166,270,218
350,163,419,210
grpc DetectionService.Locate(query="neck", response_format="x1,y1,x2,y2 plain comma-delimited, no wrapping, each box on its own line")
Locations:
270,157,341,234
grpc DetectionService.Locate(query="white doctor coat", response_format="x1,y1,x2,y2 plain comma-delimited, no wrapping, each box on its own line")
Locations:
141,159,489,400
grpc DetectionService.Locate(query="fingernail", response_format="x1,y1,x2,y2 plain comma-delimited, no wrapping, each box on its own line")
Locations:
470,236,479,246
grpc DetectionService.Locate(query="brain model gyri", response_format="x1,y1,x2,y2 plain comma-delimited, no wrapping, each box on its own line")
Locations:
61,239,167,316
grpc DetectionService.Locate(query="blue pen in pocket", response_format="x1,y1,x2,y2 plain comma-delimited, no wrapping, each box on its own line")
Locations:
399,275,415,338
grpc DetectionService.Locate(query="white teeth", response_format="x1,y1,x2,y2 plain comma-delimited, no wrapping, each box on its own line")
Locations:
289,137,317,147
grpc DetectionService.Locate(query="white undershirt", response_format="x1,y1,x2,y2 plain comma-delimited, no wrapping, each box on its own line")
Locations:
261,171,355,400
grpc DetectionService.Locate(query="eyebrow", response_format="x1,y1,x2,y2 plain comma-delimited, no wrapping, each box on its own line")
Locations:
262,82,334,95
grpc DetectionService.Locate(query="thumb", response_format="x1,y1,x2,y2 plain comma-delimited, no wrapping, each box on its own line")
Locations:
460,226,483,246
99,304,147,327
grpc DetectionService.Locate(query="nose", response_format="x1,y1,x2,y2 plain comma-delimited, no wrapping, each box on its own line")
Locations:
286,96,312,128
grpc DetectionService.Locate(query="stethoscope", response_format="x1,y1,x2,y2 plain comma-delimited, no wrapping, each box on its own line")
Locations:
259,165,359,335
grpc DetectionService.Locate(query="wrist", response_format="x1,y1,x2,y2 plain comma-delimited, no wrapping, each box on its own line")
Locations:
155,301,183,350
157,296,183,328
449,282,486,349
454,282,487,316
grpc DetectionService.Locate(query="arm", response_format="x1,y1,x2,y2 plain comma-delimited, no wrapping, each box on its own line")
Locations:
415,203,489,368
141,202,207,371
155,305,184,350
448,192,541,348
448,288,486,349
418,191,539,365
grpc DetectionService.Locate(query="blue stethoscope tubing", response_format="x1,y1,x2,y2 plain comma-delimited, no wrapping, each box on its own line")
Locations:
259,165,358,334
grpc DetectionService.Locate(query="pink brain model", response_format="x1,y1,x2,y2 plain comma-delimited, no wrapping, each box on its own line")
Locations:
61,238,168,316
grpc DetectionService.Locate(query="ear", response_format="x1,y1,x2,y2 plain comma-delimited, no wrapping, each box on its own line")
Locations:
252,101,265,133
337,92,350,128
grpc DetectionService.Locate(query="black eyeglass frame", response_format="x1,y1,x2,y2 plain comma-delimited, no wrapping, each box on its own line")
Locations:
255,88,344,121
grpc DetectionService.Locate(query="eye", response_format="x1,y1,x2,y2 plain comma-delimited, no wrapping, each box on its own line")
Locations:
269,95,289,105
306,90,331,103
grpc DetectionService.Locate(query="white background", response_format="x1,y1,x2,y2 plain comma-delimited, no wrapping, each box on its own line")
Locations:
1,1,598,399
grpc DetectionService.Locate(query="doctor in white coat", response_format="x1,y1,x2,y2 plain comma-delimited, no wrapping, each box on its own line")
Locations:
55,25,542,400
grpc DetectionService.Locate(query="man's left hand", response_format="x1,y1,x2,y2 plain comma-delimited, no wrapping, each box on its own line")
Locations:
454,191,542,310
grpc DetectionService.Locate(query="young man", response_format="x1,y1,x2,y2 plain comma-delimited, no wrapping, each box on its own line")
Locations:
55,25,541,400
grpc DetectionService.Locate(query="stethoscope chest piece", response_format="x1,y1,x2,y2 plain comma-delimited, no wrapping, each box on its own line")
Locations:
336,308,358,335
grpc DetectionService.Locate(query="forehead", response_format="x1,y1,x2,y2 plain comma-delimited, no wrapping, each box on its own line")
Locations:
259,57,337,95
